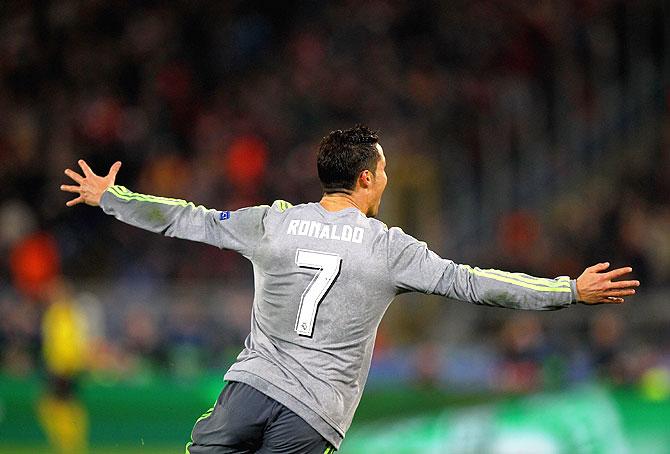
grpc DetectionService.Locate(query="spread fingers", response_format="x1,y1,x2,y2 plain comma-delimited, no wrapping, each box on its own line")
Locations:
66,196,84,207
603,297,625,304
60,184,81,193
78,159,94,177
603,289,636,297
64,168,84,184
609,279,640,289
603,267,633,280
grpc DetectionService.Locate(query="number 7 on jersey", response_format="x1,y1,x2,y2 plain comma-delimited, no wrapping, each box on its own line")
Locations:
295,249,342,337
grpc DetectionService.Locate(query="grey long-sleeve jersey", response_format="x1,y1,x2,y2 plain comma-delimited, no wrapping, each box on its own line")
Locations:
100,185,578,448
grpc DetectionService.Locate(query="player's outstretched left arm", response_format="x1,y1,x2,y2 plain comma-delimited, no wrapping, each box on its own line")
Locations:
61,159,267,258
437,261,639,310
387,227,639,310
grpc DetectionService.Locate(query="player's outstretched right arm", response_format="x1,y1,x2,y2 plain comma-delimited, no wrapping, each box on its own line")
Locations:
61,159,121,207
61,160,267,257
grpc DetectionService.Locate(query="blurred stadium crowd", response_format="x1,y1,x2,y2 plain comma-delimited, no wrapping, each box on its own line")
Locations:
1,0,669,393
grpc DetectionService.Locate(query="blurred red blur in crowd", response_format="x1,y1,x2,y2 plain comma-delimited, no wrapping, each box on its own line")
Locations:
10,232,60,299
224,135,268,192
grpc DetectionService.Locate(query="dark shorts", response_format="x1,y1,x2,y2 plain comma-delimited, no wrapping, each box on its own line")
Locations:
187,381,336,454
46,374,78,398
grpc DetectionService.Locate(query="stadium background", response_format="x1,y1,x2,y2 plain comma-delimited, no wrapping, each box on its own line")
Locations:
1,1,669,452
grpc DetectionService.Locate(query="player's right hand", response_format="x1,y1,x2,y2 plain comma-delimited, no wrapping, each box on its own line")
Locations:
575,262,640,305
60,160,122,207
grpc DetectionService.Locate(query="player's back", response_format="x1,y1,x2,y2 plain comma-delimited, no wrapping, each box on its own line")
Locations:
100,183,578,450
225,201,397,443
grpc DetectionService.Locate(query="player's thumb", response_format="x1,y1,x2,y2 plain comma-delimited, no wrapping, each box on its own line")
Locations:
108,161,122,182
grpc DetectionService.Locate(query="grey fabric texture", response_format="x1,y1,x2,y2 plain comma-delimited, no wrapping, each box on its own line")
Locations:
101,187,577,448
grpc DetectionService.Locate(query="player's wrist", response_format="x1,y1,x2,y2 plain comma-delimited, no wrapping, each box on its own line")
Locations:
570,279,581,304
98,187,114,209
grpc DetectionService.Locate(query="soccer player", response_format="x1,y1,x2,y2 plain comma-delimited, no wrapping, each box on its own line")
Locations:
38,281,90,454
61,126,639,453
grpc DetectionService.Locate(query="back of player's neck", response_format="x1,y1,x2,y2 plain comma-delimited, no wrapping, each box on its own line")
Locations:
319,193,364,214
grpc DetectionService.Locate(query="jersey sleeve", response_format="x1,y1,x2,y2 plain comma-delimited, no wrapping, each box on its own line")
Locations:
387,227,577,310
99,185,269,258
433,263,578,310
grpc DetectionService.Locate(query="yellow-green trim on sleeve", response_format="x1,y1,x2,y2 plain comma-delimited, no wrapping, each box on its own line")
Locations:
273,199,293,213
461,265,572,292
107,185,209,209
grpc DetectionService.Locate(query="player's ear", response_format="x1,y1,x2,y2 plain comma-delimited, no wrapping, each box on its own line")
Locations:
359,169,372,189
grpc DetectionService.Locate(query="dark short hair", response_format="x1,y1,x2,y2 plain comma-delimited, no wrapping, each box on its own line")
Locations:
317,125,380,193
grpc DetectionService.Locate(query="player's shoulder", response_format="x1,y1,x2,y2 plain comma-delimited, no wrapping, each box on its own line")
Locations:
365,216,390,234
380,224,426,248
270,199,294,213
233,200,293,216
363,218,405,236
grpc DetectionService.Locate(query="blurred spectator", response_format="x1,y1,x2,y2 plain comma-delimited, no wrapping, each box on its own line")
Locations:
588,311,626,384
166,298,206,378
10,232,60,299
496,314,549,392
0,294,40,376
122,305,166,375
37,280,90,454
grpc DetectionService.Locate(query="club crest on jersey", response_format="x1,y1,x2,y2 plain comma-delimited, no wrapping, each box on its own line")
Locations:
219,211,230,221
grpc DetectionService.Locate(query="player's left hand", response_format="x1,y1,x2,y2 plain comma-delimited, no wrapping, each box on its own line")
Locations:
576,262,640,305
60,160,122,207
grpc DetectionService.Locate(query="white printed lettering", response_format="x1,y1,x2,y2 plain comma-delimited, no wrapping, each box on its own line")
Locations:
330,225,341,240
341,225,352,242
287,219,299,235
352,227,364,243
319,225,330,239
286,219,365,244
298,220,310,236
308,221,321,238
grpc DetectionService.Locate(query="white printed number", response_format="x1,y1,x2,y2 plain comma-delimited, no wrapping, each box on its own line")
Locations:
295,249,342,337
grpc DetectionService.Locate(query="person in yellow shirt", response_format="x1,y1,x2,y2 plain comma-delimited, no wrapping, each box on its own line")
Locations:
38,280,89,454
